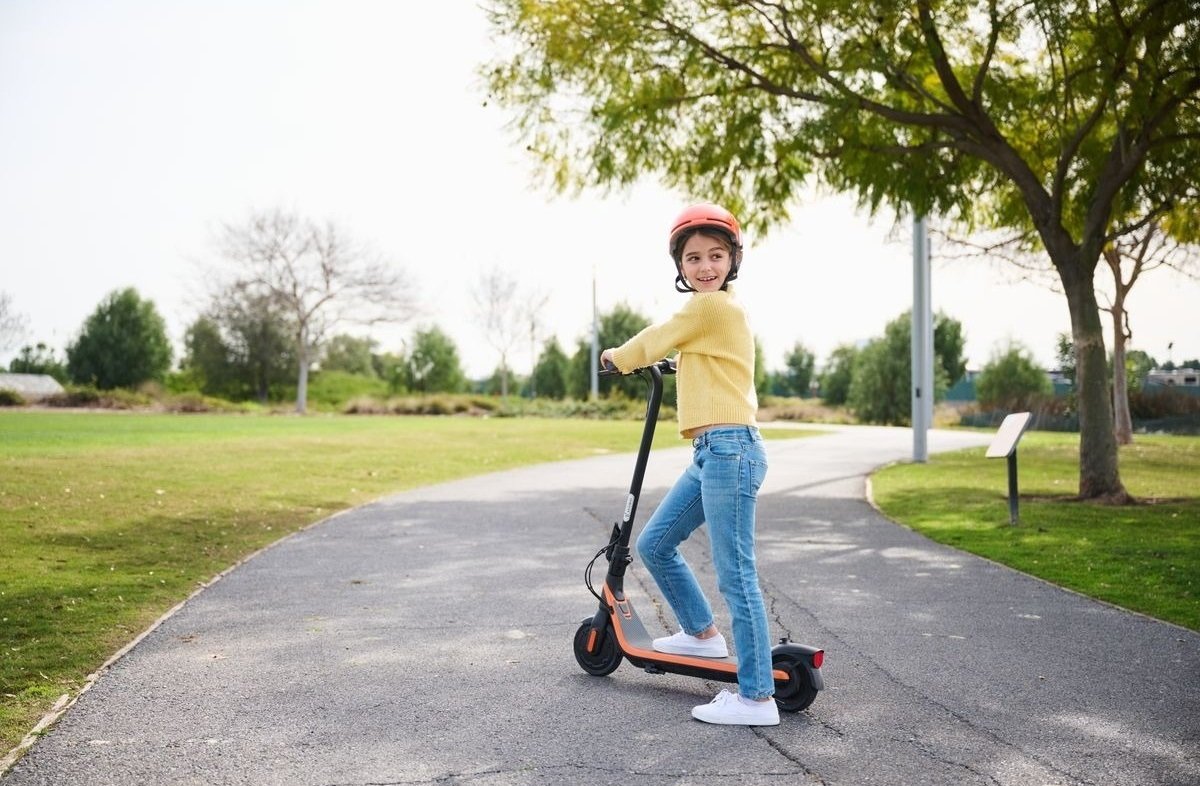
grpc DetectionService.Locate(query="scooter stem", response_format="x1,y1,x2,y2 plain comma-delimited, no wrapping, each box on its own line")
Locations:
608,361,666,579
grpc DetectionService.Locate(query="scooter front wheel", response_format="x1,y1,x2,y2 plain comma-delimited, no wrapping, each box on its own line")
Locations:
772,652,818,712
573,620,622,676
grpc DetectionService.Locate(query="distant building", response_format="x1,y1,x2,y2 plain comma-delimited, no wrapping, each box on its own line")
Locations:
1147,368,1200,387
0,373,65,401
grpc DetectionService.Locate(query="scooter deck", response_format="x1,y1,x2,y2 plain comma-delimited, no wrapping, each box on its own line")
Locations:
603,585,787,682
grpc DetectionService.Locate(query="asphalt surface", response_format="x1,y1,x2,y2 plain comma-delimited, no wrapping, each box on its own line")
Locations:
3,425,1198,786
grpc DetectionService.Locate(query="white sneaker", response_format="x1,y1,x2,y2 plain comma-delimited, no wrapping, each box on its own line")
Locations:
691,690,780,726
652,630,729,658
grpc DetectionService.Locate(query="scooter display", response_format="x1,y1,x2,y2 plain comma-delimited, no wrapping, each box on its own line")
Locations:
573,358,825,712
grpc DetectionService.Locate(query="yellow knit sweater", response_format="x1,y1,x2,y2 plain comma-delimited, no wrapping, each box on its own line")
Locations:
610,287,757,438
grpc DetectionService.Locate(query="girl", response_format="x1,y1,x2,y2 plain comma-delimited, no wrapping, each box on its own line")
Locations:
600,203,777,726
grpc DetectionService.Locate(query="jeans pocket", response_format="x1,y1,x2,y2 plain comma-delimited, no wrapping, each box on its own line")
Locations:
707,438,743,460
747,458,766,493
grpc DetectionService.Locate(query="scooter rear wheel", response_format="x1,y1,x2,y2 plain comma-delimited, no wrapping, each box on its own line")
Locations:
573,620,622,676
772,652,818,712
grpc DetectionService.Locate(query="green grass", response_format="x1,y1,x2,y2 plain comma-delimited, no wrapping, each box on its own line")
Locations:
0,410,814,753
871,432,1199,631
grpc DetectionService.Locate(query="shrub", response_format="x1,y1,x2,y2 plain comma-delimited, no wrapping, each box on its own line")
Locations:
0,388,25,407
976,342,1053,410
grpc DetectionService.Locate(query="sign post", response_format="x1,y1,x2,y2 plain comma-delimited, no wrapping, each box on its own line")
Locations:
986,412,1033,525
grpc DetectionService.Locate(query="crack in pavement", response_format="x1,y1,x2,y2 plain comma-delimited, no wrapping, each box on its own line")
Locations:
323,759,811,785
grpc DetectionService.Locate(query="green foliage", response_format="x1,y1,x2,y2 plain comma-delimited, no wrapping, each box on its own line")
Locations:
372,351,408,395
849,334,912,426
404,326,467,393
569,302,653,399
485,2,1199,239
181,294,295,403
480,366,523,397
778,342,817,398
1122,349,1157,394
0,388,25,406
847,312,952,425
935,314,968,385
321,334,379,377
304,370,390,409
753,336,768,398
66,288,172,389
976,341,1054,410
1055,333,1077,385
8,342,68,382
530,337,569,399
818,344,859,406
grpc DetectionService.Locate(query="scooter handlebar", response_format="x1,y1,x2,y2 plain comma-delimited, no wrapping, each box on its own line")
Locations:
598,357,676,377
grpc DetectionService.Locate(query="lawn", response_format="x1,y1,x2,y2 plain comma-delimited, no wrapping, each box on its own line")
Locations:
870,431,1199,632
0,410,812,754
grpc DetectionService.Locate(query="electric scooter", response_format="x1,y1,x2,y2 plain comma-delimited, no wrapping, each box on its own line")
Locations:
573,358,825,712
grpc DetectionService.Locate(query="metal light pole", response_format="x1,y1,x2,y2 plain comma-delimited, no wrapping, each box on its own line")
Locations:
911,215,934,462
590,266,599,400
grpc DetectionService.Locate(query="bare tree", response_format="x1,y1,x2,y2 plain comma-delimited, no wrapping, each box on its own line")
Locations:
523,289,550,397
213,208,416,413
0,291,29,354
1102,222,1199,444
471,270,526,397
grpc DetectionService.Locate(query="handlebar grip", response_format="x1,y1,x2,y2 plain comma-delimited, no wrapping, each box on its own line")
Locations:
598,358,676,377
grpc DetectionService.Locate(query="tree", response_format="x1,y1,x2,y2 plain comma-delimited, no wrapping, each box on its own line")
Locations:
372,351,408,395
1100,219,1198,444
182,316,239,399
8,343,67,382
213,208,415,413
322,334,379,377
471,270,525,397
1123,350,1157,396
485,1,1200,500
934,313,968,386
848,311,956,425
569,303,652,399
66,288,172,389
404,326,466,394
182,293,295,403
483,365,522,397
976,342,1053,410
779,342,816,397
531,337,570,399
819,344,859,405
849,336,911,426
0,292,28,353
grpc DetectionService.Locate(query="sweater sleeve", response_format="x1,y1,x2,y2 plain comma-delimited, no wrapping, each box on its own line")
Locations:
609,295,709,373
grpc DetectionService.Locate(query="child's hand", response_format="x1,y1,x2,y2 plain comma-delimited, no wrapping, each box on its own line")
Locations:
600,349,617,371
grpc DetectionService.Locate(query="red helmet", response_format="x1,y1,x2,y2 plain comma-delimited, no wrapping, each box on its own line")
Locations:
668,203,743,292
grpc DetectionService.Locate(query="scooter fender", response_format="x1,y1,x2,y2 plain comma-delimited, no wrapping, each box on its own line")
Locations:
771,641,826,691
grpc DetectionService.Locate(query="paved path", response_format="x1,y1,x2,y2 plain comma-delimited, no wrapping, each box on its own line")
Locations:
3,426,1198,785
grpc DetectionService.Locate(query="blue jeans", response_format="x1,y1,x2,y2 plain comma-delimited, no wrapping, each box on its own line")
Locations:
636,426,773,699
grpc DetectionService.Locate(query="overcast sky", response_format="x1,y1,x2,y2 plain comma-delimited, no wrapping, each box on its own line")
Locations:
2,1,1196,380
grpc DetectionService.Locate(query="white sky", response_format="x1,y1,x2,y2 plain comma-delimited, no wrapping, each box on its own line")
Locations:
2,1,1196,380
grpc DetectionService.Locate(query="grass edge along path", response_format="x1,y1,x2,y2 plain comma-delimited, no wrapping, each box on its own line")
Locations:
870,432,1199,633
0,410,816,760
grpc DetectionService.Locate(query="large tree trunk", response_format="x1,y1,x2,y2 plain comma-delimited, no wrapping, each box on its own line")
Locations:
1059,261,1131,502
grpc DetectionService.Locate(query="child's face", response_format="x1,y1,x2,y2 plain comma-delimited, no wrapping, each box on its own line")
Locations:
679,232,733,293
